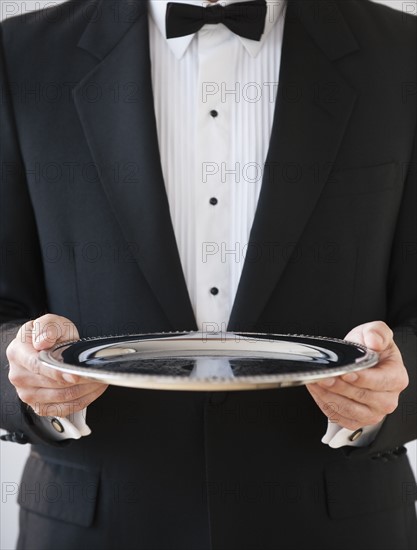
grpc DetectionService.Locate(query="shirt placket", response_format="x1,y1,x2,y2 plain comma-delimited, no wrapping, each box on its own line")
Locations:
195,26,238,331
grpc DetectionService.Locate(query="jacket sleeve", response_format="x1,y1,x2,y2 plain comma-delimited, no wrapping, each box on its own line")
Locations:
0,25,64,446
349,131,417,458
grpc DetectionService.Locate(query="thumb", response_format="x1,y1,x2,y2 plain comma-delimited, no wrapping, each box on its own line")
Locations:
32,314,80,351
344,321,393,352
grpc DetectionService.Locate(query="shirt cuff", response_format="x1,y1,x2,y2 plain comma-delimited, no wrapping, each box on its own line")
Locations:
37,409,91,441
322,418,385,448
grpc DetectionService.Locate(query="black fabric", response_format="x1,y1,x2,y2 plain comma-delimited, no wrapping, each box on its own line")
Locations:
324,448,417,519
0,0,416,549
18,453,99,527
165,0,267,40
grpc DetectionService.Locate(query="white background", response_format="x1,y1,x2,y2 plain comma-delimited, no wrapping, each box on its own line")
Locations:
1,0,416,549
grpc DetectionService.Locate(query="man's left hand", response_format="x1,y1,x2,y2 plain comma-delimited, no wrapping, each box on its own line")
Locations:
307,321,409,430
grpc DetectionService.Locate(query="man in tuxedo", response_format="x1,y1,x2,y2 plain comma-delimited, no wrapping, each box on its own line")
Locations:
1,0,416,549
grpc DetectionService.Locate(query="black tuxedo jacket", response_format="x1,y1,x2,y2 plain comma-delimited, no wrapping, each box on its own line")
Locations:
1,1,416,549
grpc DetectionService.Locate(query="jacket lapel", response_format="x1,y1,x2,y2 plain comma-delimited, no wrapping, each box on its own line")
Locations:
73,0,197,330
228,0,359,330
73,0,359,333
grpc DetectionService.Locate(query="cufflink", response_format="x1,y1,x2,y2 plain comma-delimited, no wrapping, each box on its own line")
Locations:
349,428,363,442
51,418,65,434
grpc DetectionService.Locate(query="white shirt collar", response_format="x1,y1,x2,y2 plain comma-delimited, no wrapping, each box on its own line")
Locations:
148,0,287,59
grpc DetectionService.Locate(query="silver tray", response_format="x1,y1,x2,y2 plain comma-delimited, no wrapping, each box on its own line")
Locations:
39,332,379,391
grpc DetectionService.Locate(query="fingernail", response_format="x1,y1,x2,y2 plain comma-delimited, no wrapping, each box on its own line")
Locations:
319,377,336,387
343,372,359,383
34,332,47,343
370,330,384,347
63,373,77,383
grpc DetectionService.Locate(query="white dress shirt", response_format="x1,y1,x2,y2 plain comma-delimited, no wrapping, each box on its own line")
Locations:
43,0,382,448
149,0,286,331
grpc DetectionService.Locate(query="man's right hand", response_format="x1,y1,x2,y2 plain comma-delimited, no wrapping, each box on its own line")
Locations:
7,314,108,418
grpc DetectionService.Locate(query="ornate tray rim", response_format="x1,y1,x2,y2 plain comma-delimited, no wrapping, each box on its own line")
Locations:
38,331,379,391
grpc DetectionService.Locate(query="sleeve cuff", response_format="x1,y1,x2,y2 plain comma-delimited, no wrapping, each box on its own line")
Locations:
322,418,386,448
37,409,91,441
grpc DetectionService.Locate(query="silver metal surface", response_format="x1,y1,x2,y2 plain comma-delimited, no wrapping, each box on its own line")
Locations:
39,332,379,391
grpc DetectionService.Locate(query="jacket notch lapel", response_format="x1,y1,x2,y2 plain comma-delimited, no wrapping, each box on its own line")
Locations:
73,2,197,331
228,1,358,330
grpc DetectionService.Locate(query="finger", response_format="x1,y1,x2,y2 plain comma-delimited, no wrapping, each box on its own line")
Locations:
9,362,70,389
320,407,364,430
15,320,35,345
342,363,408,393
318,363,401,392
32,314,79,351
307,385,364,429
18,382,107,411
344,320,393,351
9,363,97,390
307,384,385,427
311,377,399,414
31,385,108,418
8,339,80,385
363,322,394,352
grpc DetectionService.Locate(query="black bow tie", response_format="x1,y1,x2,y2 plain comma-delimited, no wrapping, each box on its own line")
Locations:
165,1,267,41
